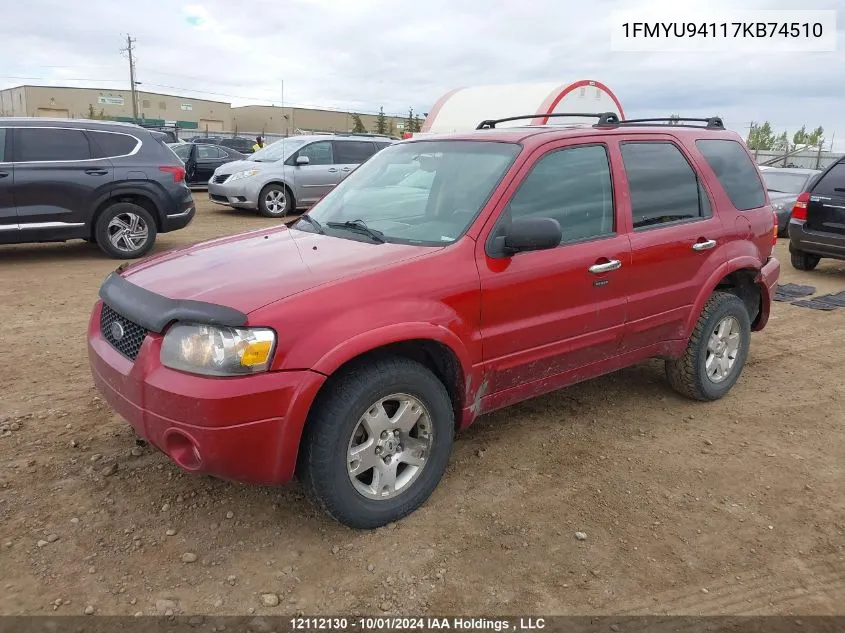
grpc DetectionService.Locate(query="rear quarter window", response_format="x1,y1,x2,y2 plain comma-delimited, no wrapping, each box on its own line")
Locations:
695,139,766,211
89,131,140,158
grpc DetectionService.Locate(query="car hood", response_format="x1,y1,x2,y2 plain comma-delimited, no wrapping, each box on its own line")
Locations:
119,225,434,315
213,159,269,175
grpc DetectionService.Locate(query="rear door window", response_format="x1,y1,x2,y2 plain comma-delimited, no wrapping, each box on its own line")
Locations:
695,139,766,210
16,128,92,162
620,142,712,229
334,140,377,165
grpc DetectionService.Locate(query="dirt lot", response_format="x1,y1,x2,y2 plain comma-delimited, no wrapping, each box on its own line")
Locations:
0,194,843,617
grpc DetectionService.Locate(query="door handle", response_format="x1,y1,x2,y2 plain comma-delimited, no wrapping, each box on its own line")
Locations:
85,169,109,176
588,259,622,274
0,171,8,179
341,167,351,172
692,239,717,251
327,168,338,173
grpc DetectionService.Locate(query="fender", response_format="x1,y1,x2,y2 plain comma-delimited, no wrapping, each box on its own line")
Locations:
312,321,475,382
683,255,764,338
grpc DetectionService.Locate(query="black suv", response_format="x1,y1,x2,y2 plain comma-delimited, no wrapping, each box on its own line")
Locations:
788,157,845,270
0,118,195,259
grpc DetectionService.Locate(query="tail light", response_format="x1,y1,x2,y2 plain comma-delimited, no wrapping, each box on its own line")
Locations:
791,191,809,221
159,165,186,183
772,211,778,245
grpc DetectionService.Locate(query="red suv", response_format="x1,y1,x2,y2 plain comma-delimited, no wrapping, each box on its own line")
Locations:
88,113,780,529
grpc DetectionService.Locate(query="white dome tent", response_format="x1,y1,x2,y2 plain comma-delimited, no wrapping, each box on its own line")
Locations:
417,80,625,135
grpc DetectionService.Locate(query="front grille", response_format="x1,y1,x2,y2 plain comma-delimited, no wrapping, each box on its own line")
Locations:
100,304,149,361
210,194,228,203
213,174,230,184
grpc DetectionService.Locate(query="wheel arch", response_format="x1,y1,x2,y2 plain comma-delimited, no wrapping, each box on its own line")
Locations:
685,258,766,337
90,187,165,238
260,180,296,210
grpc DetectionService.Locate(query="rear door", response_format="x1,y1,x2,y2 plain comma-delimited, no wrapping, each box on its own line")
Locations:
12,126,114,237
616,137,729,352
806,162,845,236
333,140,377,180
194,144,228,184
478,140,630,397
288,140,338,204
0,127,18,234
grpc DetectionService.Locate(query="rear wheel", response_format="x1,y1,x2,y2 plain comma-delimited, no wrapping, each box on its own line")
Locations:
298,357,454,529
666,292,751,402
258,184,293,217
790,251,820,271
95,202,157,259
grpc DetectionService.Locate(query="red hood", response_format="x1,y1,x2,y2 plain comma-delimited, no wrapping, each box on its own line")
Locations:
122,225,433,314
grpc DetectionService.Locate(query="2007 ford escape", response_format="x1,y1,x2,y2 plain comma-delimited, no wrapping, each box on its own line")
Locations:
88,113,780,529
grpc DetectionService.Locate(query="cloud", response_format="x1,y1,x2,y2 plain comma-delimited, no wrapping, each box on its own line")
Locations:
0,0,843,147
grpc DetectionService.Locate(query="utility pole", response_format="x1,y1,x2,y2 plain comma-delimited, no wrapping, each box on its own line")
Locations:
121,35,139,122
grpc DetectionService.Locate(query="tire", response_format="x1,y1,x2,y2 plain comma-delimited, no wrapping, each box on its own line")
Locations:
94,202,157,259
665,291,751,402
790,251,820,271
298,356,454,529
258,183,293,218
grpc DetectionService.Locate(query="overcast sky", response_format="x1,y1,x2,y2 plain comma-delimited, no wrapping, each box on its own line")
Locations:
1,0,842,147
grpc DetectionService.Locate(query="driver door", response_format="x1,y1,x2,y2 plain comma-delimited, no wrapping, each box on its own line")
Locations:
289,140,340,205
477,141,631,401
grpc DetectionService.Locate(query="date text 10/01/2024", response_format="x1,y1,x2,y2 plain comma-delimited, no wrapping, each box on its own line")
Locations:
621,22,823,38
290,618,547,631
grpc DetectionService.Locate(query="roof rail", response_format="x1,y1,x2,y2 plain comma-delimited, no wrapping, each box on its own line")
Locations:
599,116,725,130
476,112,620,130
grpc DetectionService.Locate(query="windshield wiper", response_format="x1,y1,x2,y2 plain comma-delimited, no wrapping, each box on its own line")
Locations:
294,214,325,234
326,219,385,243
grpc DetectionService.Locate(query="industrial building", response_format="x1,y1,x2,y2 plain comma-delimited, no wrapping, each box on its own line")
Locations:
0,84,409,136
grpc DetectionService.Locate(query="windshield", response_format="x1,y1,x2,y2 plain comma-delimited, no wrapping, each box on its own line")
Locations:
247,138,309,162
299,140,521,245
762,170,811,194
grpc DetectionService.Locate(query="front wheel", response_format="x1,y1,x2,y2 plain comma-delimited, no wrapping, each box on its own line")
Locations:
258,184,292,217
298,357,454,529
666,291,751,402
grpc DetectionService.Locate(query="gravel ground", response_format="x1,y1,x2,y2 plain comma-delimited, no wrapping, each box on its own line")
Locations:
0,194,843,616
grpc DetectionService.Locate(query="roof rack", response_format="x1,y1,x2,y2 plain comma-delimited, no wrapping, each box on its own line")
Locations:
598,116,725,130
476,112,620,129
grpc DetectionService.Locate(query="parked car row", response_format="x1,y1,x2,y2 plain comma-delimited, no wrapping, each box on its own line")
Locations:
167,142,245,187
759,166,821,236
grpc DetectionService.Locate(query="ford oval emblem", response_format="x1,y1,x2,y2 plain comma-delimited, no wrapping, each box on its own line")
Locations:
110,321,126,342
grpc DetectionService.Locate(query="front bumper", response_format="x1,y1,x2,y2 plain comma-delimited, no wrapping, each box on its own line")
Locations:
788,219,845,261
208,179,258,209
87,302,325,485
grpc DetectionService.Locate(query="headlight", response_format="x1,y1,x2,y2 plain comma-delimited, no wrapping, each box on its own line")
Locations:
228,169,260,182
772,202,785,211
161,323,276,377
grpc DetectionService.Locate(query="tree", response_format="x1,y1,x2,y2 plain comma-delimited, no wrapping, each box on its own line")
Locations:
668,113,680,125
413,114,423,133
747,121,777,151
405,108,416,134
374,106,388,135
793,125,824,147
350,113,366,134
87,104,97,119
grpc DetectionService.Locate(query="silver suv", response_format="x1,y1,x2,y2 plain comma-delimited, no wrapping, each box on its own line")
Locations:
207,134,395,217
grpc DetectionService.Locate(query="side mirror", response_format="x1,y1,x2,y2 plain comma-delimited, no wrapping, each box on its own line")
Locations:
491,217,561,257
296,155,310,166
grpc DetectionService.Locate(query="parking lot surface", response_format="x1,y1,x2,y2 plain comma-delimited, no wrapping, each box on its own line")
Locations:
1,194,843,615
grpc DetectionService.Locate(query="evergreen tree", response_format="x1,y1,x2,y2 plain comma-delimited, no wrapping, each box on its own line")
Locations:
351,113,367,134
375,107,388,135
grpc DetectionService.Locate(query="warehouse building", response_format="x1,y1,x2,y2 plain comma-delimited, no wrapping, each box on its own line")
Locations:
0,84,410,136
0,85,228,131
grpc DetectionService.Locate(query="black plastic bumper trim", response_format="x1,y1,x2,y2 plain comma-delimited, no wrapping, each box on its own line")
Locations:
98,272,249,334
